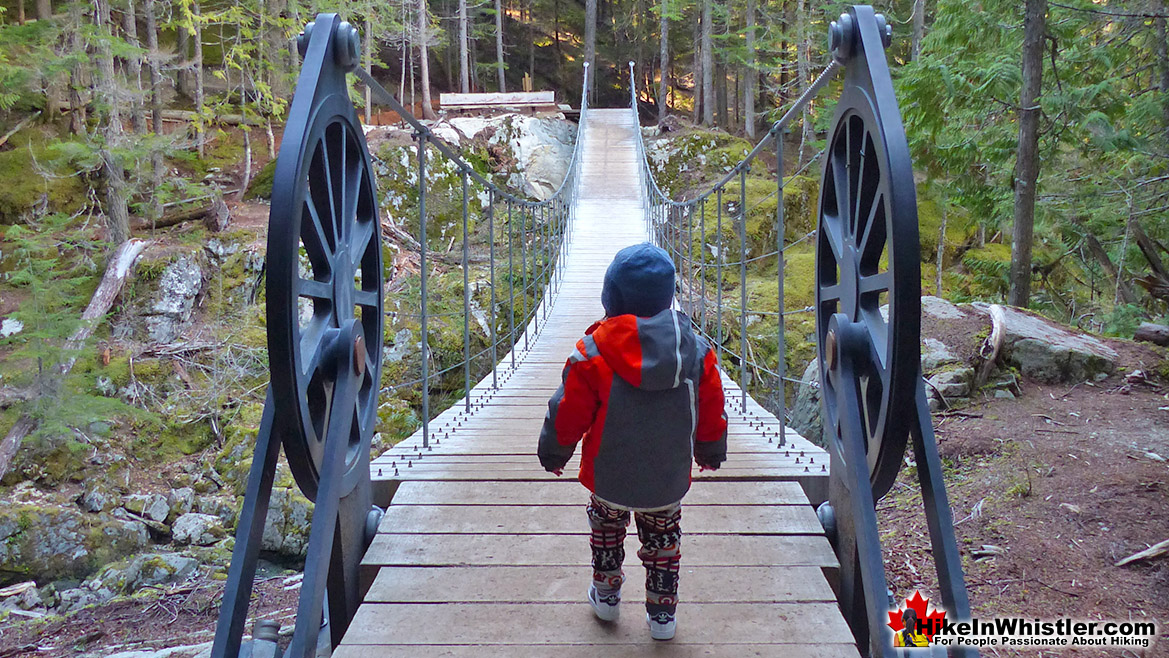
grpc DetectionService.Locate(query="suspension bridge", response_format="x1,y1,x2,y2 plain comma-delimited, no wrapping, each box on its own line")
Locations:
211,7,976,658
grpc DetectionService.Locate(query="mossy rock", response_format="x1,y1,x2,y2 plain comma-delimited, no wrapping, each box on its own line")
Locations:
0,139,87,225
244,160,277,200
0,504,149,584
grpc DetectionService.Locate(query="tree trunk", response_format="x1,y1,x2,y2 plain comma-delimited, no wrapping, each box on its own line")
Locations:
418,0,438,119
37,0,63,116
1008,0,1046,308
193,0,205,158
144,0,164,223
657,0,669,122
460,0,469,93
1082,229,1138,305
691,7,701,123
122,0,147,135
936,197,947,296
95,0,132,245
176,25,189,98
1130,215,1169,281
743,0,756,138
585,0,597,100
1156,1,1169,135
495,0,507,92
911,0,926,61
527,0,534,86
68,1,88,135
365,11,373,123
701,0,713,126
266,0,289,99
796,0,812,164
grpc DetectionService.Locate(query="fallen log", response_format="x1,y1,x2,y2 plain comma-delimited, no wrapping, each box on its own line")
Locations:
160,109,259,126
0,239,149,482
132,197,230,231
381,219,490,265
1134,322,1169,346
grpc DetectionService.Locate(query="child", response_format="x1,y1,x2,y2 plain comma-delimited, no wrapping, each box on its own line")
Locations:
537,242,728,641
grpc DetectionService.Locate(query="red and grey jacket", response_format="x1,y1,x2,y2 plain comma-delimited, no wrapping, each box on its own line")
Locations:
537,309,728,509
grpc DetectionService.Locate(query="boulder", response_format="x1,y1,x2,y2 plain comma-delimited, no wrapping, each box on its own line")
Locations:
261,487,313,559
788,361,825,448
0,504,149,583
91,553,199,594
168,487,196,519
171,513,225,546
921,338,959,372
57,585,114,614
143,494,171,523
927,367,974,399
921,295,965,320
971,304,1118,383
145,256,205,343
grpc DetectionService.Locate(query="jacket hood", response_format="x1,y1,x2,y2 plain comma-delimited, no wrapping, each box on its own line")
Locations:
589,309,701,391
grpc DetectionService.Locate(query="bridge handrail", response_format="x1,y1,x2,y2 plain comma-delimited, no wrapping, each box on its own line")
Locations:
357,62,591,449
626,60,839,423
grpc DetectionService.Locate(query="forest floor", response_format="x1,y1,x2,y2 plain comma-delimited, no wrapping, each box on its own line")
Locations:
879,345,1169,655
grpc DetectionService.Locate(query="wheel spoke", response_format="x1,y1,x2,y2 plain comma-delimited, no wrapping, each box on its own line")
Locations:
831,147,850,235
859,271,892,294
304,190,333,261
298,277,332,299
354,288,379,308
321,134,340,246
819,283,843,302
852,133,867,236
351,216,375,267
820,214,846,264
857,192,884,256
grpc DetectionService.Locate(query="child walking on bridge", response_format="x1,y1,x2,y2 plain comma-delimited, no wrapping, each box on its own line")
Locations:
538,243,728,641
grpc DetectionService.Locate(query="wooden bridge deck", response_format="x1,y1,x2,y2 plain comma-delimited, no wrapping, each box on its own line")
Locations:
335,109,857,656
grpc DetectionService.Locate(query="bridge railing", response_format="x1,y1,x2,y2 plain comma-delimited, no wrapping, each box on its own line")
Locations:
629,61,840,424
357,61,590,449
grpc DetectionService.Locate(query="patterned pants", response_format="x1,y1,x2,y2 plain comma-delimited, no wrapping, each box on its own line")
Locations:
587,494,682,617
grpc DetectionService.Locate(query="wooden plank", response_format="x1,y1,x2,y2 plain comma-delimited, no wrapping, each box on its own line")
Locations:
339,602,854,646
377,503,824,535
439,91,556,107
335,644,860,658
364,565,837,603
362,533,838,569
387,480,812,506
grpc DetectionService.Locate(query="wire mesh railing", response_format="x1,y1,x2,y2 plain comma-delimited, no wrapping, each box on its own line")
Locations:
356,63,590,449
629,60,840,425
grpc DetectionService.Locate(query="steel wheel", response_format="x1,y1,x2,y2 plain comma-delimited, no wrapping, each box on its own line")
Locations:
815,65,920,501
267,92,383,501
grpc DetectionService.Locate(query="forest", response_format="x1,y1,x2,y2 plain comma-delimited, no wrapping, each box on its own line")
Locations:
2,0,1168,326
1,0,1169,654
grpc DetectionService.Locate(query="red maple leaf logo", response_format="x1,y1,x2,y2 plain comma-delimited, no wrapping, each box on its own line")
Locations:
887,591,947,641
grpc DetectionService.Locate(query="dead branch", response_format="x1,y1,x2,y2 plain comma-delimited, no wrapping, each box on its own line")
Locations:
1115,538,1169,567
381,219,490,265
0,239,149,482
0,111,42,149
976,304,1006,388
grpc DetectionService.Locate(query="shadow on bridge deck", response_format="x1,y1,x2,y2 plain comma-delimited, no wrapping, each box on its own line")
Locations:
339,109,856,656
